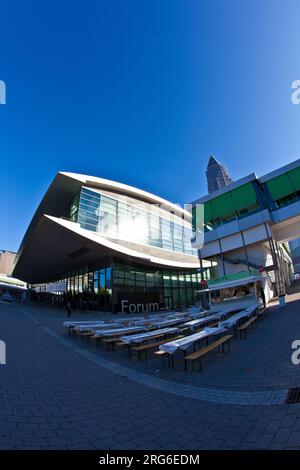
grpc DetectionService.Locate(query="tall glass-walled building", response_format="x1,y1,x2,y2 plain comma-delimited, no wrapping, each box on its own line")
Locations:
13,172,213,313
193,160,300,234
191,159,299,302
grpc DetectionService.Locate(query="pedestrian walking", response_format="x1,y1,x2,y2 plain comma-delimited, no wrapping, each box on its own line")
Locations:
66,301,72,318
259,287,266,308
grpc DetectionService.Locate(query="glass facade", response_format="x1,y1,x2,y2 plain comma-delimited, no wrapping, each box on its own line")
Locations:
112,258,209,312
265,167,300,209
192,169,300,233
71,187,196,255
31,184,207,313
33,257,211,313
193,182,261,232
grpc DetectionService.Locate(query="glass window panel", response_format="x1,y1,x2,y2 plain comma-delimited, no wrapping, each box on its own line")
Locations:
163,272,171,287
78,275,83,293
210,193,235,219
106,267,112,289
70,192,80,222
83,272,89,291
155,271,163,287
146,272,155,288
135,270,146,287
70,186,196,256
180,287,187,305
204,202,213,224
171,272,179,288
99,269,105,293
98,195,118,237
172,289,180,308
288,167,300,192
266,174,295,201
230,183,259,212
186,288,193,305
93,271,99,294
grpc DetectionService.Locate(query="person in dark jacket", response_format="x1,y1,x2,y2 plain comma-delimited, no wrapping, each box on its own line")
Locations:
259,287,266,308
66,301,72,318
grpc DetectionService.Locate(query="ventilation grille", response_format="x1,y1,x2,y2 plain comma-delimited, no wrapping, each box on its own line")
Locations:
286,387,300,404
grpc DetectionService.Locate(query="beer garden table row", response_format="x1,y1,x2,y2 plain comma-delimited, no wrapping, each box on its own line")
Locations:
159,325,227,370
63,303,260,367
219,304,259,329
120,327,180,344
183,315,219,331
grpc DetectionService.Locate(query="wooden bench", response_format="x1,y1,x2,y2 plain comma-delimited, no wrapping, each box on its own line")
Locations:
131,335,183,361
102,337,125,351
184,334,233,372
180,326,191,336
238,316,257,339
90,335,119,350
207,320,219,328
154,349,173,368
154,350,166,357
78,331,95,342
89,334,104,348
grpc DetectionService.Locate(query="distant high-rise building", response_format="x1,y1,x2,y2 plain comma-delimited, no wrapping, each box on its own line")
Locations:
206,155,233,194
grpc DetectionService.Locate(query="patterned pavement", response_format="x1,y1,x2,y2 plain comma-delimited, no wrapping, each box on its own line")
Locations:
0,289,300,449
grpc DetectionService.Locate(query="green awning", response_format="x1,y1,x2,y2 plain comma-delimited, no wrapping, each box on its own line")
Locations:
288,167,300,192
210,193,235,219
230,183,258,211
204,201,213,224
266,173,295,201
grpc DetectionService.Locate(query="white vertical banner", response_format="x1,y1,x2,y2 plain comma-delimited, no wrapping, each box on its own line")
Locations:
0,80,6,104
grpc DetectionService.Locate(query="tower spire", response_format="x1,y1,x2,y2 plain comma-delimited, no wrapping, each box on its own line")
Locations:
206,156,233,194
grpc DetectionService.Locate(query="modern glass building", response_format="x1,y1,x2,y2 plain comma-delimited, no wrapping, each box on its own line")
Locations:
194,160,300,234
191,159,300,303
13,172,214,313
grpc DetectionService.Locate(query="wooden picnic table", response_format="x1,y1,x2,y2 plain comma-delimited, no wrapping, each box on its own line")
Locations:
75,322,121,332
94,326,147,338
150,317,186,328
120,327,180,345
183,315,219,331
159,326,227,354
159,326,227,370
120,327,181,360
93,326,148,351
220,304,259,331
63,320,105,328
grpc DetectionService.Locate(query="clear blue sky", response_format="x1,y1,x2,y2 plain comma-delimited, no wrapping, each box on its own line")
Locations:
1,0,300,252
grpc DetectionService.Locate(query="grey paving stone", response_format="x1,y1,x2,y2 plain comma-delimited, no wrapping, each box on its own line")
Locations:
285,432,300,448
274,427,292,442
1,300,300,450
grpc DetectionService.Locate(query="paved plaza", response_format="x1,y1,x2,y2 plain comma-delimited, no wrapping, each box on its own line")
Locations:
1,286,300,449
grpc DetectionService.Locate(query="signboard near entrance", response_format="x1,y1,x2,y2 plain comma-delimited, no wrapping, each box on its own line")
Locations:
121,299,159,314
117,292,163,314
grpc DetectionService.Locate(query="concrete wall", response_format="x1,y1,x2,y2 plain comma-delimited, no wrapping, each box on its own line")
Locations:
0,251,16,276
201,222,270,258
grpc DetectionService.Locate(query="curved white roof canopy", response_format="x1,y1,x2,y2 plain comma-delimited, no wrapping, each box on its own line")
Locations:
13,215,204,284
13,172,208,283
61,172,191,218
15,172,191,265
